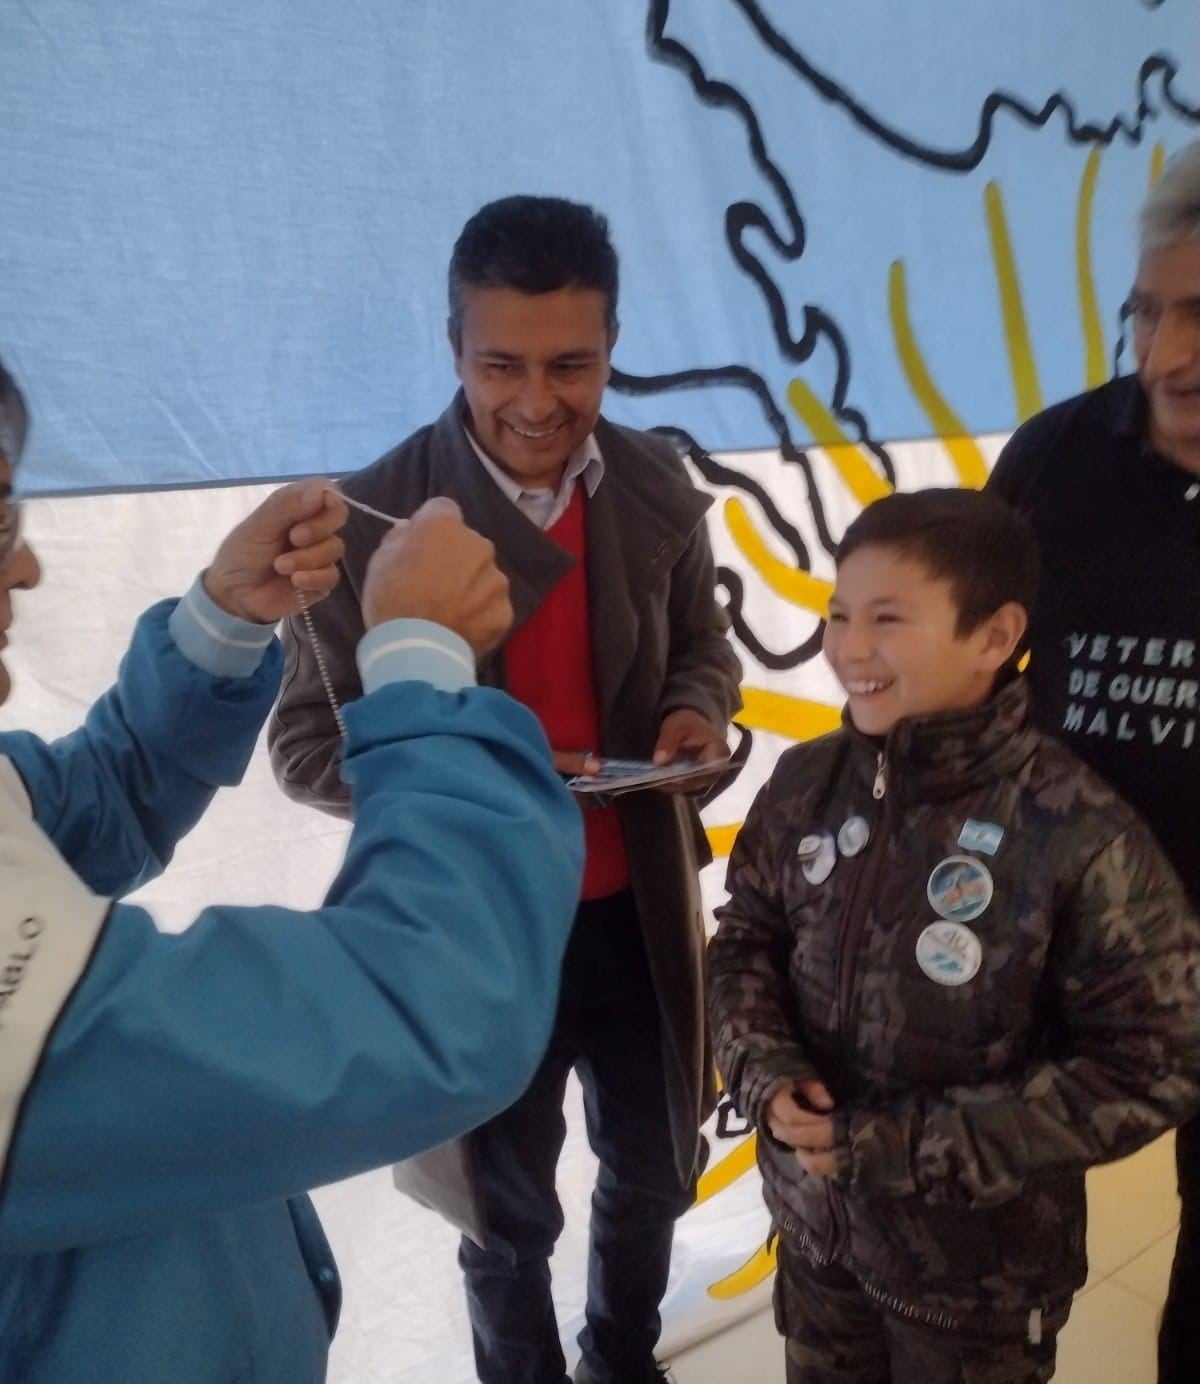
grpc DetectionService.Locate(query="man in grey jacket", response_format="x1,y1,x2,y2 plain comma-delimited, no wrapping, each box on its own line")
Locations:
269,195,743,1384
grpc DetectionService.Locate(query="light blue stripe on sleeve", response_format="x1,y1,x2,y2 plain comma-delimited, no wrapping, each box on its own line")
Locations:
357,620,477,694
168,576,276,678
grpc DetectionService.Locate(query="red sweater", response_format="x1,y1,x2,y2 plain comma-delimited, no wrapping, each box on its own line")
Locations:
505,486,630,901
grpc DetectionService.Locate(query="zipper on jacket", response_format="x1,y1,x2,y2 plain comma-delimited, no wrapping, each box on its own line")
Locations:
833,751,893,1081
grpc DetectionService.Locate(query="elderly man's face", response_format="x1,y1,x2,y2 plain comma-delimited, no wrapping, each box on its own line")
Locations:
0,451,42,706
1132,239,1200,471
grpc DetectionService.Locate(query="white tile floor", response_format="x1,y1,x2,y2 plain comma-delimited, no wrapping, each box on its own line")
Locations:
667,1134,1179,1383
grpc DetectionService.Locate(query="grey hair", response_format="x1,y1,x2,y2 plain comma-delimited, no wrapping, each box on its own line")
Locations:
1140,140,1200,251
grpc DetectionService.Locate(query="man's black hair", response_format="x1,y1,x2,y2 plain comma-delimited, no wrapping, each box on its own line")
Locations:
448,196,619,350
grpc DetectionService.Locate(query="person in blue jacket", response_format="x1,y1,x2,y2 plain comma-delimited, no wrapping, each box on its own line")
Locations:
0,359,584,1383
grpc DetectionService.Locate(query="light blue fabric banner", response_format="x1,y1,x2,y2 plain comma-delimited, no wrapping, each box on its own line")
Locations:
2,0,1197,492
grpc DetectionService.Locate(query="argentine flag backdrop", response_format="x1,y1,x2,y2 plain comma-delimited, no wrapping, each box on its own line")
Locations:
2,3,1198,1379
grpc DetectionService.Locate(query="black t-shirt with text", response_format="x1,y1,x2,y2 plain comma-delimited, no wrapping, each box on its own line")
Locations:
989,374,1200,899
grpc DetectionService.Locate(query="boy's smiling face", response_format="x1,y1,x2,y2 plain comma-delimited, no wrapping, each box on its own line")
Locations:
823,543,1024,737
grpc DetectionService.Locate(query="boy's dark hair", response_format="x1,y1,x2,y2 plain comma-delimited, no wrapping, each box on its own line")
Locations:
448,196,619,351
836,487,1040,636
0,358,29,463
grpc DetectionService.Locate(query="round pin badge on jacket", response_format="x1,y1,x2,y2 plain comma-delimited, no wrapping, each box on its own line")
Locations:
915,921,983,986
837,815,870,858
927,855,994,923
801,831,837,885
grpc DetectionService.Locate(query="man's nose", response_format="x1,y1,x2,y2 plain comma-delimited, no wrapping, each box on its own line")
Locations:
0,538,42,594
517,373,557,423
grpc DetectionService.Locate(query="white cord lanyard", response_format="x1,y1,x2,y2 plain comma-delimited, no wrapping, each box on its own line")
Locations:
298,487,403,739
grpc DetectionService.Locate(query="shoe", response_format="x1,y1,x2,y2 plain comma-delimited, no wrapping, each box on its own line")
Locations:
573,1362,673,1383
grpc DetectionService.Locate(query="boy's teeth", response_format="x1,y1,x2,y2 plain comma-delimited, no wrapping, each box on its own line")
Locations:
847,679,890,694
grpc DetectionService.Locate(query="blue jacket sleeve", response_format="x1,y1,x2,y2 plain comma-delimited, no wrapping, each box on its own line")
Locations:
0,598,279,897
0,618,583,1255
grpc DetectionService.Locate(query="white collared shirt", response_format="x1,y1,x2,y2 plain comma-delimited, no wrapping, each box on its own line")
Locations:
462,421,605,531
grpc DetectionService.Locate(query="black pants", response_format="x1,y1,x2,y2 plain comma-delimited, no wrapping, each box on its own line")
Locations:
458,891,694,1384
1159,1114,1200,1384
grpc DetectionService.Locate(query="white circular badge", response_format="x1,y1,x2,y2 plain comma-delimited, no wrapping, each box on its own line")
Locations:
837,815,870,858
915,921,983,986
801,831,837,886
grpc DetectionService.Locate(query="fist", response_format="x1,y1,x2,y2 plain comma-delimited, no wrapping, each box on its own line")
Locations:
362,497,513,656
203,479,347,624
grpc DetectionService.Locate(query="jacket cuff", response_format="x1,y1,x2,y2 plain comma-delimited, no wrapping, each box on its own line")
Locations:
356,620,477,694
742,1048,821,1129
169,576,276,678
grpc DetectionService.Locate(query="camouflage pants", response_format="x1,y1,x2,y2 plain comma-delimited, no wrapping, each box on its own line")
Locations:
774,1240,1070,1384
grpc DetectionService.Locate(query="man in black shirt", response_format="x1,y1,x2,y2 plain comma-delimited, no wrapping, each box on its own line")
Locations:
989,139,1200,1384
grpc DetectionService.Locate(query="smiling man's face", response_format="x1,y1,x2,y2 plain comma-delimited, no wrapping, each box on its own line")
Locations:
452,284,614,492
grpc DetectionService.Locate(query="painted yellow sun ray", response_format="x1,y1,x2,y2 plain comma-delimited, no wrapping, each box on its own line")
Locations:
736,686,842,741
1151,141,1166,187
696,1132,759,1206
886,260,989,489
786,380,892,507
706,823,742,859
1076,149,1107,390
724,496,834,616
707,1237,778,1300
985,181,1044,423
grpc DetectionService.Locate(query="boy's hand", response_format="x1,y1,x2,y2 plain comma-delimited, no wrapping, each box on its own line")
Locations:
767,1080,838,1177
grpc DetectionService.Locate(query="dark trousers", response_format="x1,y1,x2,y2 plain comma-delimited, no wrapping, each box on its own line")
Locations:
458,890,694,1384
774,1240,1068,1384
1159,1115,1200,1384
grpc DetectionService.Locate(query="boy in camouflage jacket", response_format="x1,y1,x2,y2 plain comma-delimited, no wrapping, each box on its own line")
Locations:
709,488,1200,1383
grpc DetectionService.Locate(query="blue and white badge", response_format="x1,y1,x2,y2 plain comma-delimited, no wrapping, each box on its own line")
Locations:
927,855,994,923
916,921,982,986
801,830,837,886
837,815,870,858
958,819,1004,857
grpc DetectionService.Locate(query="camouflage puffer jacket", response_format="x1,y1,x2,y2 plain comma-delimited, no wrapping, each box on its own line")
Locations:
710,676,1200,1336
